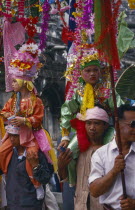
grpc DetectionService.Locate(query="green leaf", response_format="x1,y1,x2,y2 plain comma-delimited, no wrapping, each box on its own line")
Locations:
130,39,135,49
116,65,135,100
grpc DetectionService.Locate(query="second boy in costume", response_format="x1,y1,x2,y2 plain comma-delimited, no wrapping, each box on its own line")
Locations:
58,51,123,185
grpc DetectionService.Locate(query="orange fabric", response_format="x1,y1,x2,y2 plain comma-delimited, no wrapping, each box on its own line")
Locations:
0,138,13,173
0,138,40,187
26,140,40,188
1,93,44,129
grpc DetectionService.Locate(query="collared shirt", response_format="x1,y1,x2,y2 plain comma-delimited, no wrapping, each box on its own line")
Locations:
13,147,26,160
88,138,135,210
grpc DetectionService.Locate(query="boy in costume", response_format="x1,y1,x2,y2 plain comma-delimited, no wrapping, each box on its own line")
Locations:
0,43,57,199
58,51,123,185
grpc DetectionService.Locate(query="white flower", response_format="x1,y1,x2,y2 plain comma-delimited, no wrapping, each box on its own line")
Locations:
19,43,41,56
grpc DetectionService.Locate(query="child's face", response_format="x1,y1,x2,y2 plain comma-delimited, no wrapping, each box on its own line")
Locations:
12,78,21,92
81,65,100,86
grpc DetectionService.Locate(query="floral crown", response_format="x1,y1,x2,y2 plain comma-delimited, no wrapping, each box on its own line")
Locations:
8,43,42,81
80,53,99,69
65,51,99,80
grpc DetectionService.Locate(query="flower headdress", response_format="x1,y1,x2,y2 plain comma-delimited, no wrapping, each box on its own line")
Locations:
8,43,42,81
65,49,111,113
65,49,99,81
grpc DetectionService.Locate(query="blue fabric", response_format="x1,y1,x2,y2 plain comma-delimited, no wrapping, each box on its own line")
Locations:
6,150,53,209
68,0,76,51
62,182,75,210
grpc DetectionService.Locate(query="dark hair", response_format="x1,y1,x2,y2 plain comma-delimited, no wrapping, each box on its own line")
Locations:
95,103,106,110
118,104,135,120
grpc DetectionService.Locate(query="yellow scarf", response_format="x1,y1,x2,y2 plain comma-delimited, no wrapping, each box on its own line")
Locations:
16,79,34,92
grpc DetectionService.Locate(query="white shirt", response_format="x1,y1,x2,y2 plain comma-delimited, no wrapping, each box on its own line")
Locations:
88,138,135,210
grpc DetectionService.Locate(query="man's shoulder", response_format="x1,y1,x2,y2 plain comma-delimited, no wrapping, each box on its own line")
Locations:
92,140,115,159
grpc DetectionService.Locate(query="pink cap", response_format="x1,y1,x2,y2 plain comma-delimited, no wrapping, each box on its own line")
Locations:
85,107,109,123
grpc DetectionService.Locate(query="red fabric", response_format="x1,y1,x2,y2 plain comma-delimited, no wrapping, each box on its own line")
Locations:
62,27,74,45
94,0,121,69
71,118,91,152
65,81,72,100
100,0,121,69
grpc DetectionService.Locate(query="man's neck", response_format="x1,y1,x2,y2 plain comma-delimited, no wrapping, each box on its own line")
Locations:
90,137,103,146
116,137,131,155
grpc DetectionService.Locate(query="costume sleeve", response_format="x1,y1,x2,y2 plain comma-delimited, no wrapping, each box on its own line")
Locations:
106,92,124,111
0,97,14,118
33,151,54,184
26,97,44,128
88,150,105,185
60,91,81,137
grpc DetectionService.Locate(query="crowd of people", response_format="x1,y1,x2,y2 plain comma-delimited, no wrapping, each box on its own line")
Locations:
0,43,135,210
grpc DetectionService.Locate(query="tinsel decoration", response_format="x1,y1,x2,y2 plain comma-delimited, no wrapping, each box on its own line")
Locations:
39,0,50,50
94,0,121,69
6,0,11,14
17,17,38,43
65,0,94,100
82,0,93,29
18,0,25,17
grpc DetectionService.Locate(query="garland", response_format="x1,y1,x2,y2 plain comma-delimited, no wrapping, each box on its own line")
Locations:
66,0,94,100
82,0,93,29
81,0,121,69
80,83,94,115
39,0,50,50
17,17,38,43
18,0,25,17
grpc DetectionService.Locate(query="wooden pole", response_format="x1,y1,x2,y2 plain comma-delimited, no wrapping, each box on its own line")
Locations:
109,66,127,198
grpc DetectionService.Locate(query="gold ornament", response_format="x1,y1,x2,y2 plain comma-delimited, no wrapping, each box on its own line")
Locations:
128,0,135,9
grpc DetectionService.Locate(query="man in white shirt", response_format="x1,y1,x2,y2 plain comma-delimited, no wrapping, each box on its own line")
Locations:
89,104,135,210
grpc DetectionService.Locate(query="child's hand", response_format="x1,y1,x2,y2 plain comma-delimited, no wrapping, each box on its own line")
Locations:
10,116,25,126
57,140,69,150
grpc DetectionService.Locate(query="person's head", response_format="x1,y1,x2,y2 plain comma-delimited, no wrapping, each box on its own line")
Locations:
12,78,22,92
6,125,20,147
9,133,20,147
81,60,100,86
117,104,135,142
85,106,109,143
12,78,34,93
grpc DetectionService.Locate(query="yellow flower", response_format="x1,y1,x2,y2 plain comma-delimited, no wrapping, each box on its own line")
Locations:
72,12,82,17
80,83,94,116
